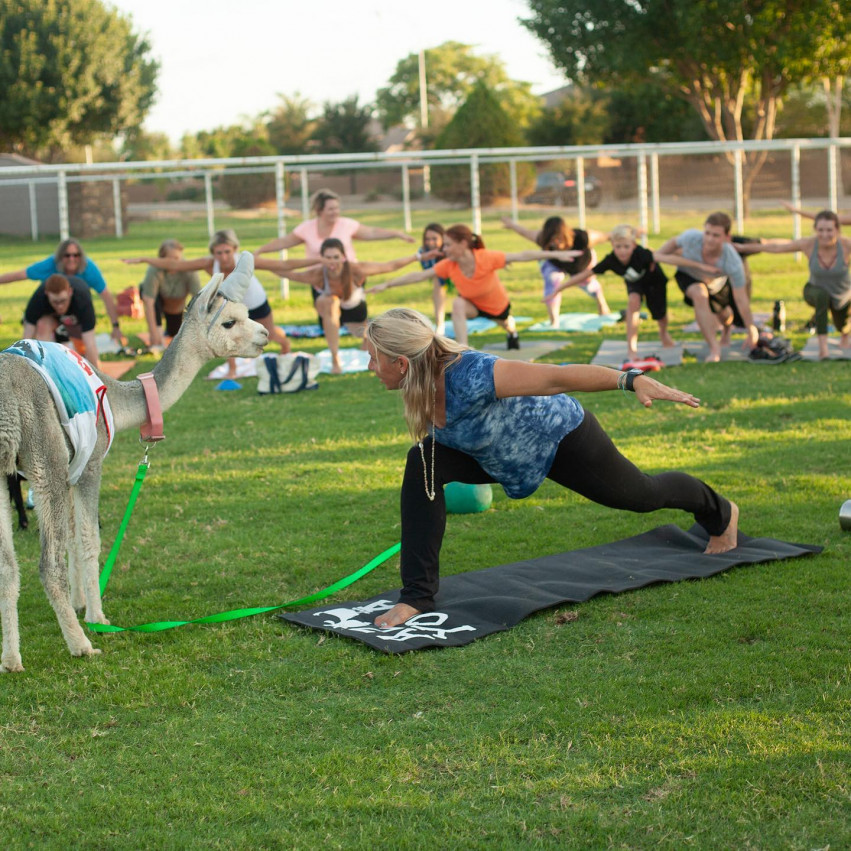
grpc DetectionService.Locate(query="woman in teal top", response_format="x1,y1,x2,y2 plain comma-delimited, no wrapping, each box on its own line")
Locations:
364,307,739,629
0,238,123,342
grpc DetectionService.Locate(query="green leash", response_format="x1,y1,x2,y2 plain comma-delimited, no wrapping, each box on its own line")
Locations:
88,448,400,634
98,458,150,596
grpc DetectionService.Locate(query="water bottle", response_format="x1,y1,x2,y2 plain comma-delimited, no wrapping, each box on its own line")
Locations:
772,299,786,332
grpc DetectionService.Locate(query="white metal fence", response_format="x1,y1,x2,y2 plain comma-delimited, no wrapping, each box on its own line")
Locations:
1,137,849,244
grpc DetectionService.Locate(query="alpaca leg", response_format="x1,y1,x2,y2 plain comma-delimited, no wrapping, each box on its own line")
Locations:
37,482,98,659
0,486,23,672
67,489,85,612
70,477,108,625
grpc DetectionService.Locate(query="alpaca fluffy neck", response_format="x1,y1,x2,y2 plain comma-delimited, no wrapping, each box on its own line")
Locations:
101,324,211,434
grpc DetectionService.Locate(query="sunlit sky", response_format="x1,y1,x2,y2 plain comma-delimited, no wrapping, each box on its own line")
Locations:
108,0,568,141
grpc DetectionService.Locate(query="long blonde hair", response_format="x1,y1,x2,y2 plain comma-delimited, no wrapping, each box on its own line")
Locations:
365,308,467,441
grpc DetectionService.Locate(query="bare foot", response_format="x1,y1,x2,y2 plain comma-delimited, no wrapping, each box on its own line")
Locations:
331,361,343,375
660,334,676,348
705,501,738,554
704,350,721,363
374,603,420,628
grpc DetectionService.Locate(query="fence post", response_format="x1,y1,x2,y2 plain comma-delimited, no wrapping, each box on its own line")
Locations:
827,142,839,212
401,164,412,233
275,161,289,299
638,152,649,246
112,178,123,238
300,168,310,220
470,153,481,234
204,172,215,239
733,148,744,232
650,152,661,235
58,170,69,240
791,144,801,257
28,181,39,242
576,156,586,229
509,159,518,221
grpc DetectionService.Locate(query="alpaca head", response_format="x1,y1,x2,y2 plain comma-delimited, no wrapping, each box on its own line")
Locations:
187,253,269,358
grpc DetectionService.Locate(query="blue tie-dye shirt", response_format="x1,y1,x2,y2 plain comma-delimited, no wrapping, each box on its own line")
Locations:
434,351,585,498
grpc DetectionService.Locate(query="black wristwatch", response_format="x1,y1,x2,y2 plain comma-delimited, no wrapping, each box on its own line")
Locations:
624,367,644,392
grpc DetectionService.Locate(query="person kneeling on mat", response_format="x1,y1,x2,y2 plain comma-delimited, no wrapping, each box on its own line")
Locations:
364,308,740,629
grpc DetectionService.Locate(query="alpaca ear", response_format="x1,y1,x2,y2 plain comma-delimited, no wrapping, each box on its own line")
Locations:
204,273,225,305
220,253,253,303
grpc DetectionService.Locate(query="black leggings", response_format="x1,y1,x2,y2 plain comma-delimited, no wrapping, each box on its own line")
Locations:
398,411,731,611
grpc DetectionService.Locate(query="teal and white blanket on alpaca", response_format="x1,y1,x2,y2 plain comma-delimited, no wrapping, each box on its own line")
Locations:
3,341,114,485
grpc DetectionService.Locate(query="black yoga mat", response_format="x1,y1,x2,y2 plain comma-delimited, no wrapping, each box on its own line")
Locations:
279,524,822,653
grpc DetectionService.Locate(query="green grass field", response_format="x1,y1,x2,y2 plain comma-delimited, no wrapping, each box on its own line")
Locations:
0,207,849,849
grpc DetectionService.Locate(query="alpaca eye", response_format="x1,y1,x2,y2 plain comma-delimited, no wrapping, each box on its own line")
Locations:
222,320,236,329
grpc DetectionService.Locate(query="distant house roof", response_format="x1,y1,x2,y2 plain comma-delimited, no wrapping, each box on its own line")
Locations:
0,153,42,168
540,85,574,108
366,120,419,154
381,125,418,153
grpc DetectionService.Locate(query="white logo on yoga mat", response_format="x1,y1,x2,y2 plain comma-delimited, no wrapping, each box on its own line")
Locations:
314,601,477,642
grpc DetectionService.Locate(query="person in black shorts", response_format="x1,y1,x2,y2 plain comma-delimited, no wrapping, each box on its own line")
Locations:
23,273,99,365
545,224,720,358
656,213,759,361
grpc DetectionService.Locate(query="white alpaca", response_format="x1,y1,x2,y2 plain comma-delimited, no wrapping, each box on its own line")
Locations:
0,254,268,672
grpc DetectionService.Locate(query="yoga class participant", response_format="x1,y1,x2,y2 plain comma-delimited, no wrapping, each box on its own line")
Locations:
656,212,758,362
255,188,414,261
137,239,200,348
501,215,612,322
124,229,291,357
0,238,124,342
255,238,436,374
364,308,739,629
544,224,721,357
368,224,581,348
738,209,851,359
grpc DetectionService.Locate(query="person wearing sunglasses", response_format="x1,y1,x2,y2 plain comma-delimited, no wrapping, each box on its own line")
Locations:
0,238,123,343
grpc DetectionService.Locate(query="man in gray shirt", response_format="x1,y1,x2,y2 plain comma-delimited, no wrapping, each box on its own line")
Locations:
657,212,758,362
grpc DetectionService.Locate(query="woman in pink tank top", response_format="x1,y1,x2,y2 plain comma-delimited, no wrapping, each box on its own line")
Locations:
255,189,415,261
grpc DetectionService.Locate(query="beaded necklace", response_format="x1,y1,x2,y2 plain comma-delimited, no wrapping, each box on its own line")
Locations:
418,381,437,501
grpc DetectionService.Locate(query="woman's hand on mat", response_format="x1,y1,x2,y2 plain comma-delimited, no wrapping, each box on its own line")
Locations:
633,375,700,409
374,603,420,629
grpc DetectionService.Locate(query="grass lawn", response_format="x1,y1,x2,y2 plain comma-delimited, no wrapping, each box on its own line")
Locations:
0,206,849,849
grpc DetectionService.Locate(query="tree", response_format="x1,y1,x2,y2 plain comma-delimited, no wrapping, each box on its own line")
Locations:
0,0,159,160
604,84,708,145
526,87,611,148
808,14,851,139
180,120,268,160
312,96,377,193
219,138,279,209
265,93,318,155
431,83,535,204
119,129,177,162
521,0,851,212
376,42,542,137
312,96,377,155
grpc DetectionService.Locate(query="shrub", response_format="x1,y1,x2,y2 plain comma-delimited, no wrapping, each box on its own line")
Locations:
218,140,281,209
431,83,535,204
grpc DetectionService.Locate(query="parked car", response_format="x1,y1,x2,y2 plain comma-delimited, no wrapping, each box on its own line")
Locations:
524,170,602,208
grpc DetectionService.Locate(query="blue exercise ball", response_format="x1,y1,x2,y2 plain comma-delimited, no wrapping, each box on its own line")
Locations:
444,482,493,514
